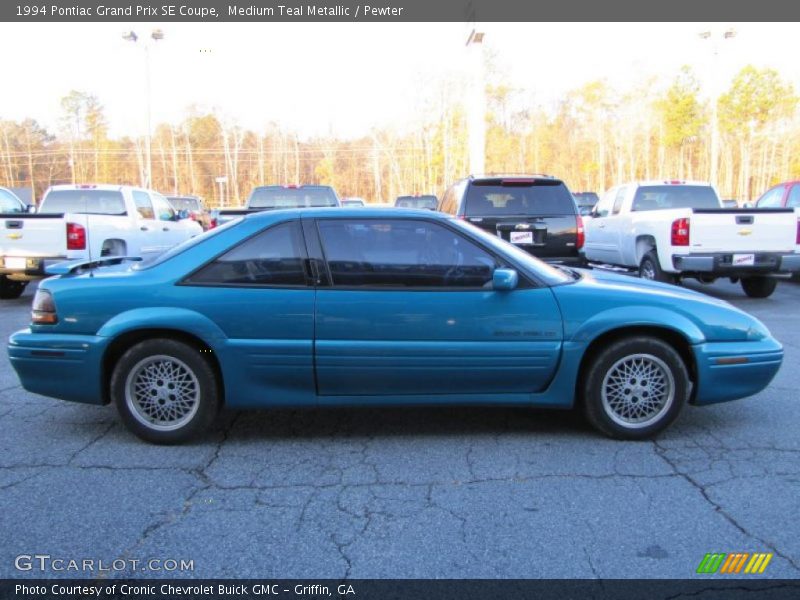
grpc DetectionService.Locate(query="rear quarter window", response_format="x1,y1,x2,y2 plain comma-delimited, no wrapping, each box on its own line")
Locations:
40,190,126,215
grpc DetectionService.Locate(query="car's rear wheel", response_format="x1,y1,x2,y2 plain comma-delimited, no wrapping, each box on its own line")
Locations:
741,276,777,298
0,276,27,300
639,251,675,284
111,339,219,444
582,336,690,439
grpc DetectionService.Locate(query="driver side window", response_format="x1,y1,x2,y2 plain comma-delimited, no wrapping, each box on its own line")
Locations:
183,221,307,286
317,219,499,289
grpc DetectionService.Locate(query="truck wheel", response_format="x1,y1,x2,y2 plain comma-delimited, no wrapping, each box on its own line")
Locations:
582,336,690,440
111,339,220,444
639,251,675,284
0,276,27,300
741,277,777,298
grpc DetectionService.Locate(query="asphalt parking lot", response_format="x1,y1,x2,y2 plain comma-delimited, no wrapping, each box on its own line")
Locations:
1,278,799,579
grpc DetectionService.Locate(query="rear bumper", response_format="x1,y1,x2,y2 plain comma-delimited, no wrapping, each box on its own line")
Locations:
672,252,800,275
7,329,108,404
1,256,67,280
692,338,783,405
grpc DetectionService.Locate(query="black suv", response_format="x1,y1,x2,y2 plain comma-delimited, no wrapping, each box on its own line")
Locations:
438,175,584,265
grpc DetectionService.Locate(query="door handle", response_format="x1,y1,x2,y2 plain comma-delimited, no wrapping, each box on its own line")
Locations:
140,226,149,231
162,227,170,232
597,223,606,228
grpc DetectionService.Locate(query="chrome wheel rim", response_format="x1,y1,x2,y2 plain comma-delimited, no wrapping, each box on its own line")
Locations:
125,355,200,431
640,260,656,280
601,353,674,429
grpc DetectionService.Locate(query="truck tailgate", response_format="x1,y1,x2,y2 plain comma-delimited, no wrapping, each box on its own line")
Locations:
689,208,797,252
0,214,67,257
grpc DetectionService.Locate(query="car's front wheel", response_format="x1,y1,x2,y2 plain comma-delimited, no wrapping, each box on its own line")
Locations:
111,339,220,444
582,336,690,440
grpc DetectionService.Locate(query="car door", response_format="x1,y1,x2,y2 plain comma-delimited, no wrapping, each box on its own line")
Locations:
177,219,316,406
583,188,617,263
600,186,629,265
150,192,186,248
131,190,167,259
310,216,563,398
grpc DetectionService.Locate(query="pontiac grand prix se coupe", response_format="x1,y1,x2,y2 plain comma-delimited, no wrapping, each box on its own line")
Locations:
8,208,783,444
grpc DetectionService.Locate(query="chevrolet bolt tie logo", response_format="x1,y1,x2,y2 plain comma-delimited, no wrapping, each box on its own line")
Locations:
738,228,753,236
6,233,22,239
697,552,773,574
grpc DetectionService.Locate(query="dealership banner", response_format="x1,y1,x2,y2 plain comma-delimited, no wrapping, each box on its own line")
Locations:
3,580,800,600
2,0,800,21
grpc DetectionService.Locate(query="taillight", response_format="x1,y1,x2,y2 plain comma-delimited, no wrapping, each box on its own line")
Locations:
796,219,800,245
66,222,86,250
209,218,218,229
31,289,57,325
576,215,585,249
671,218,690,246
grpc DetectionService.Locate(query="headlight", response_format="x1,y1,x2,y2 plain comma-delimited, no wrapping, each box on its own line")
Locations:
746,319,771,341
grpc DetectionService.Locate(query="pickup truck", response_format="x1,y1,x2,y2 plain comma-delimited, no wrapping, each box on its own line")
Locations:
583,180,800,298
214,184,341,226
0,184,202,299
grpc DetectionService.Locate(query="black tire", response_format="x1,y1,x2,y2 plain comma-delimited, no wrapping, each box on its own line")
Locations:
582,336,690,440
110,338,220,444
639,250,675,284
741,277,777,299
0,276,27,300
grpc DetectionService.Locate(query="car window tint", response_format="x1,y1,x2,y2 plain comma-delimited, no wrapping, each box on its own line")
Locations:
318,219,498,288
464,180,575,216
185,221,307,286
787,185,800,208
612,187,626,214
40,190,126,215
151,192,176,221
0,189,24,212
133,191,155,219
757,186,784,208
631,185,720,211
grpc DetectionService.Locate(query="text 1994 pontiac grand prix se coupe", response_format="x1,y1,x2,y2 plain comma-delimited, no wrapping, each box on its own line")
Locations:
8,208,783,444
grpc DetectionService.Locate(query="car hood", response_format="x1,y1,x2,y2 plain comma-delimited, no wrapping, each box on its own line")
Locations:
552,268,772,343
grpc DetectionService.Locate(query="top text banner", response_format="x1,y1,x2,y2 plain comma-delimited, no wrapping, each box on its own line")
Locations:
2,0,799,22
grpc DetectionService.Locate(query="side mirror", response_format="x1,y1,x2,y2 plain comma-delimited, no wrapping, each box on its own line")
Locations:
26,204,37,213
176,210,189,220
579,206,592,217
742,201,754,209
492,268,519,291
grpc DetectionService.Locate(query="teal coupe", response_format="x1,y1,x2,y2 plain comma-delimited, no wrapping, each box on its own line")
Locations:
8,208,783,443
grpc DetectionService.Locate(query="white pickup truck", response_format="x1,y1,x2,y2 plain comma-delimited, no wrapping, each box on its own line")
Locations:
583,180,800,298
0,184,203,299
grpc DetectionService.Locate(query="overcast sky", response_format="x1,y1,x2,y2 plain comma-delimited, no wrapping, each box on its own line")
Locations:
1,22,798,139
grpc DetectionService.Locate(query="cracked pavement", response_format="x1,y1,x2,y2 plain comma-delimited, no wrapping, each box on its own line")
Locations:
1,279,799,579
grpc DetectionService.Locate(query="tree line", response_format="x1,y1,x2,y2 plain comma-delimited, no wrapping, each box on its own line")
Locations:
0,65,797,207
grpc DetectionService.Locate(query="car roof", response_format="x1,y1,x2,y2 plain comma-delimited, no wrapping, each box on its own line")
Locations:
627,180,712,187
46,184,148,193
468,174,559,182
244,207,447,221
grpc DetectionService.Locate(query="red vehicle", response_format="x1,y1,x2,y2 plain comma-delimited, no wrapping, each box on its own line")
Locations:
755,181,800,209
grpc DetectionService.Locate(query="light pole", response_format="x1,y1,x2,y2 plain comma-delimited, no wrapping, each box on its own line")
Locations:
123,29,165,189
466,29,486,175
699,28,736,187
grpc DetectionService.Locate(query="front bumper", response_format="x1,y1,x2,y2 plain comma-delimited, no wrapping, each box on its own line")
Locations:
7,329,109,404
672,252,800,275
692,338,783,405
1,256,67,281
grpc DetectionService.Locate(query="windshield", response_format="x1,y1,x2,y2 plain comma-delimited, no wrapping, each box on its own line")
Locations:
248,186,338,209
135,217,244,270
632,185,721,211
396,196,438,209
167,197,201,212
465,180,576,216
40,190,126,215
449,218,573,286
